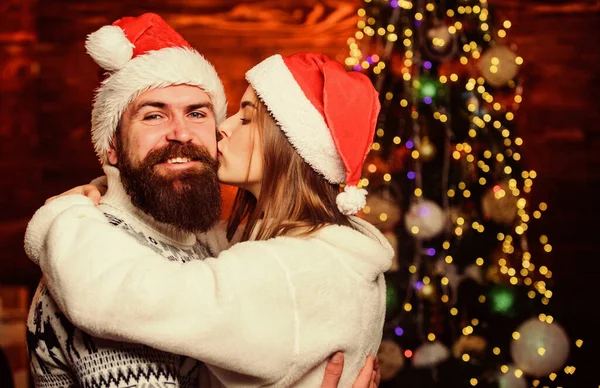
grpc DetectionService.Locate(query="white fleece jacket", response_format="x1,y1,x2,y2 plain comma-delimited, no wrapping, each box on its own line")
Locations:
24,195,393,387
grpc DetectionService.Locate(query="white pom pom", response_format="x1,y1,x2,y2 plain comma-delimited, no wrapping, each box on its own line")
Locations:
412,342,450,368
336,185,368,215
85,25,134,71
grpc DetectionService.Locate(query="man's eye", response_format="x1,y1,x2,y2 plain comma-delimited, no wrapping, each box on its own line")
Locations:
143,114,162,120
190,111,206,118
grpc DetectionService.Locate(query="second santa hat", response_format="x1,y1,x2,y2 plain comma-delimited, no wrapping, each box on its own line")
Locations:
246,52,381,215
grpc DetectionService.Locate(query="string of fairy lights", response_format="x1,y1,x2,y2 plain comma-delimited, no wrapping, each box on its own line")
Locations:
347,0,582,385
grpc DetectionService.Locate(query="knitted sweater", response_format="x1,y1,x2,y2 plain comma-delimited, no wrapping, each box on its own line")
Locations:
24,184,393,387
25,166,211,387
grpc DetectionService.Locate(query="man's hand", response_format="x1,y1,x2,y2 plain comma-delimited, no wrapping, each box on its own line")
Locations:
321,352,381,388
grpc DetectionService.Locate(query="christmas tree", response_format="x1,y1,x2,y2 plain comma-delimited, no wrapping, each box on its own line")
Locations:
346,0,581,386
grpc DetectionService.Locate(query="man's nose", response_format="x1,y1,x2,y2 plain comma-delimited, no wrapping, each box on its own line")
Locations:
166,117,193,143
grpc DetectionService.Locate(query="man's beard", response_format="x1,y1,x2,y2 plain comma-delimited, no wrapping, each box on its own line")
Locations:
117,142,222,233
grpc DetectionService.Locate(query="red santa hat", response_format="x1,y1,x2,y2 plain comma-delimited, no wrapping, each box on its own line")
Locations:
245,53,380,215
85,13,227,164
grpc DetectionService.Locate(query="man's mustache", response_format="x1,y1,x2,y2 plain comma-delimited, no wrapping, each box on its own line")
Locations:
142,143,219,169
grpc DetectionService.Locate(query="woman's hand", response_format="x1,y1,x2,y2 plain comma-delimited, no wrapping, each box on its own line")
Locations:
45,183,106,206
321,353,380,388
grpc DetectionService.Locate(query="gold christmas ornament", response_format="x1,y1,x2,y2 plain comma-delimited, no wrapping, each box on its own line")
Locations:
481,182,518,225
419,136,437,162
377,340,405,381
418,282,437,301
362,191,402,232
478,45,520,88
427,25,452,53
452,335,488,358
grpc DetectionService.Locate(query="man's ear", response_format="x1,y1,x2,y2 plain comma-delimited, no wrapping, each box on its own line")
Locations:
107,136,118,165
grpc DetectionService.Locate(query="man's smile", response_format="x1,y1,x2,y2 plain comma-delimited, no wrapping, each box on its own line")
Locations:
155,158,201,171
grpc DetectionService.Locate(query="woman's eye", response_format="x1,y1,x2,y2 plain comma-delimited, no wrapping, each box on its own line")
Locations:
240,118,251,124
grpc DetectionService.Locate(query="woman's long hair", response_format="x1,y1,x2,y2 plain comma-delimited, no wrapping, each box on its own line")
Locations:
226,91,353,242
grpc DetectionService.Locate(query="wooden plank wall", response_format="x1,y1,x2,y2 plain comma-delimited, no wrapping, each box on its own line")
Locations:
1,0,599,384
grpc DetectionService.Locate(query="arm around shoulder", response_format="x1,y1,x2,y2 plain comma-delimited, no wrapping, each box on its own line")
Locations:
24,195,98,265
37,209,297,383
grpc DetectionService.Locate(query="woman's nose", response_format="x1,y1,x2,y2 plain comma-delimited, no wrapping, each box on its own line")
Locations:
217,115,236,141
217,130,228,142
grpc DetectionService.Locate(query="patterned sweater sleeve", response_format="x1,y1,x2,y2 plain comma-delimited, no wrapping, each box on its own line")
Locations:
27,284,189,388
27,282,80,387
25,196,297,385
